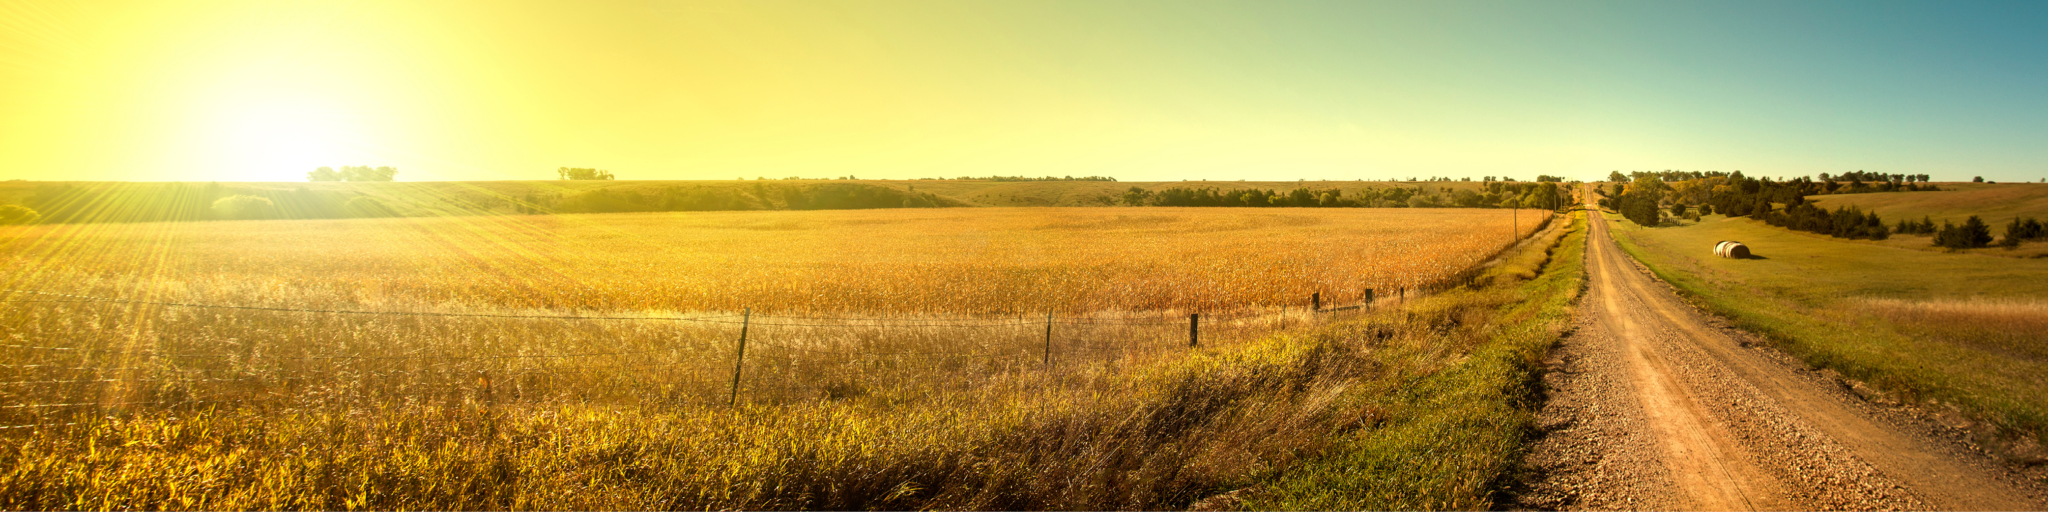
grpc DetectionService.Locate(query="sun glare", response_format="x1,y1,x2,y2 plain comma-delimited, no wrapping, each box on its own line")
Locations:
207,94,365,181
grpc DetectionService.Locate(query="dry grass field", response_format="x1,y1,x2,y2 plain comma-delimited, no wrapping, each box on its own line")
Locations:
0,207,1576,509
1800,183,2048,256
0,207,1546,314
1806,182,2048,223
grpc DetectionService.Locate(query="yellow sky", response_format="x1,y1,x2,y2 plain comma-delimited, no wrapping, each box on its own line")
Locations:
5,0,2046,182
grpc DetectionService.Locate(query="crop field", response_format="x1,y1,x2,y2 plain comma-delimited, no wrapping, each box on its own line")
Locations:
1,207,1546,314
0,206,1567,509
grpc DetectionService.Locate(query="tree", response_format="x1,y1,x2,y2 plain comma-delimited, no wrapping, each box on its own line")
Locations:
320,165,398,181
1608,171,1629,183
1120,186,1152,206
1973,176,1985,183
2002,217,2026,248
307,166,342,181
1935,216,1994,249
1669,202,1688,217
559,167,615,180
0,204,39,225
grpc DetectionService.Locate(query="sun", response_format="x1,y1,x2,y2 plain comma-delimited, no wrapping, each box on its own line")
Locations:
207,93,366,181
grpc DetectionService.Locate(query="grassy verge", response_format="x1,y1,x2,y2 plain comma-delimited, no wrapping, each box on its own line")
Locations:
1603,212,2048,462
1254,210,1587,509
0,213,1588,510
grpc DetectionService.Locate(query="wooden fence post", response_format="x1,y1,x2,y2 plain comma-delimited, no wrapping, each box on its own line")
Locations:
1364,289,1374,308
1189,313,1200,348
1043,312,1054,368
728,308,750,406
1312,292,1321,311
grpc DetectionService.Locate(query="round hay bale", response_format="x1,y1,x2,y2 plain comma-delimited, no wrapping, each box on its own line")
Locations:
1713,241,1732,257
1719,241,1750,259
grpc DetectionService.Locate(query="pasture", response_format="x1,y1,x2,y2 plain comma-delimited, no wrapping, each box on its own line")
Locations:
0,207,1574,509
1605,212,2048,460
1806,182,2048,223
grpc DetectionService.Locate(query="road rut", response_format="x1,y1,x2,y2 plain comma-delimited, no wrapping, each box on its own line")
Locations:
1512,210,2044,510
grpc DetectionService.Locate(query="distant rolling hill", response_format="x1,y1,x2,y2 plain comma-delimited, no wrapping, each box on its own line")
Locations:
1806,182,2048,224
0,178,1530,224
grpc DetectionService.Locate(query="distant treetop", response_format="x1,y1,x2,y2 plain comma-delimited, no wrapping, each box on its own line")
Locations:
305,165,397,182
936,175,1116,182
307,166,397,182
559,167,615,180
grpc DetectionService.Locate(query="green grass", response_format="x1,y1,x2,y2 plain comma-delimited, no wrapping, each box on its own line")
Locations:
1605,211,2048,458
1255,211,1587,510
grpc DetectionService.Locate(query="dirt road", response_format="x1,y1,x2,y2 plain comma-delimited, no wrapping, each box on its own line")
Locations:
1513,210,2045,510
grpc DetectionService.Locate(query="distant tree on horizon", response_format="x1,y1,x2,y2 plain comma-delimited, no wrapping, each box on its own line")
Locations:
559,167,615,180
308,166,396,182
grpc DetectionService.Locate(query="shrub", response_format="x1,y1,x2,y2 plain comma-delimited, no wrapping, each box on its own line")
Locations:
210,195,277,220
0,204,39,225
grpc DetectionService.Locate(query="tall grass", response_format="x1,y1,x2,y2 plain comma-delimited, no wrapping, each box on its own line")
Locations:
0,208,1581,509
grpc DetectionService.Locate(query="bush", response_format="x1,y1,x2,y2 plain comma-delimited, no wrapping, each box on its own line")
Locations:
0,204,39,225
211,195,278,220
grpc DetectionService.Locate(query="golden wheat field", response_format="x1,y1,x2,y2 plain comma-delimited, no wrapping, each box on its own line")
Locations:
0,206,1561,509
0,207,1547,315
0,207,1548,412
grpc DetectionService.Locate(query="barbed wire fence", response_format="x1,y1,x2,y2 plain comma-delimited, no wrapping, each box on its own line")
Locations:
0,213,1557,431
0,286,1424,430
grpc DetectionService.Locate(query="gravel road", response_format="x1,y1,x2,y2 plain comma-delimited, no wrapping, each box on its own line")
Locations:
1510,210,2046,510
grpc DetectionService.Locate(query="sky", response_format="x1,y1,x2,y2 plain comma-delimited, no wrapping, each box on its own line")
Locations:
3,0,2046,183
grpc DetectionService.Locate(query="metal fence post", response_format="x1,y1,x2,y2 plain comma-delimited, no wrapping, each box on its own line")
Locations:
728,308,750,406
1043,312,1054,368
1189,313,1200,348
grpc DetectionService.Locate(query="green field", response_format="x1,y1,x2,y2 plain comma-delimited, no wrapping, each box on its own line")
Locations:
1606,211,2048,459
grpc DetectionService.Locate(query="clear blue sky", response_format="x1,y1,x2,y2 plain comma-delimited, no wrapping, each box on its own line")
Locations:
3,0,2045,182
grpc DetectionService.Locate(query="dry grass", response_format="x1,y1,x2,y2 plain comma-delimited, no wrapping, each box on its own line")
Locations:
0,207,1544,314
1857,297,2048,362
0,207,1575,509
1807,182,2048,223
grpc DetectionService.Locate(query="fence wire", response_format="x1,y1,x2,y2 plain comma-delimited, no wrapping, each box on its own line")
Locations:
0,252,1504,430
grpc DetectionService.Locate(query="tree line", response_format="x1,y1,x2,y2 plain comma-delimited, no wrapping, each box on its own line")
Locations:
1119,181,1569,209
518,182,959,214
306,166,397,182
931,175,1117,182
